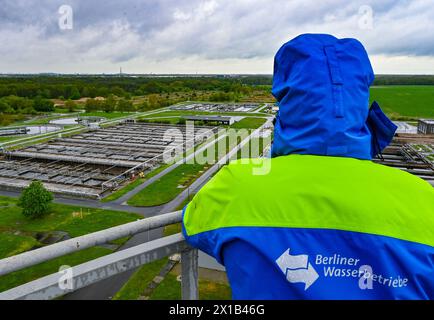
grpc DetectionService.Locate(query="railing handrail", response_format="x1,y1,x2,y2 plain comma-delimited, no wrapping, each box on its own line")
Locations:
0,233,198,300
0,210,182,277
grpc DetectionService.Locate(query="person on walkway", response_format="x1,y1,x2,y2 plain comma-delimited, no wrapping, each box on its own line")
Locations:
182,34,434,299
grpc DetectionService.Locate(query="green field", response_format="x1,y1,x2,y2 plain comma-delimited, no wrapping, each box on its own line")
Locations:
150,274,231,300
230,117,267,129
0,136,23,143
142,110,269,119
0,196,141,248
113,211,231,301
101,177,146,203
370,86,434,119
79,111,136,119
0,196,142,291
127,163,210,207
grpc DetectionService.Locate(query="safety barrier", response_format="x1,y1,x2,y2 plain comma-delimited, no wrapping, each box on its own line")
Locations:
0,211,198,300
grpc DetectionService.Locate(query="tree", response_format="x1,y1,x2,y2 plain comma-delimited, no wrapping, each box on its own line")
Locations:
116,98,135,112
4,95,34,112
139,101,150,111
148,94,161,109
209,91,234,102
0,100,14,113
18,181,53,219
111,86,126,97
103,95,116,113
65,99,76,112
34,96,55,112
69,86,81,100
85,98,102,112
0,113,13,126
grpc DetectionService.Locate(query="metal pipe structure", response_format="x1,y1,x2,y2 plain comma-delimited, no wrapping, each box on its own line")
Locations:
0,210,182,277
100,126,217,192
181,248,199,300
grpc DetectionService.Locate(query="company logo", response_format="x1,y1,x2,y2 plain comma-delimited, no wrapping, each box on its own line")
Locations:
277,249,410,292
276,248,319,290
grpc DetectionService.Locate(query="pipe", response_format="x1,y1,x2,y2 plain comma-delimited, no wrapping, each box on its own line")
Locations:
0,210,182,276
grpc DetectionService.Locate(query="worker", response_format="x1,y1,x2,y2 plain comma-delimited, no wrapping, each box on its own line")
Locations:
182,34,434,299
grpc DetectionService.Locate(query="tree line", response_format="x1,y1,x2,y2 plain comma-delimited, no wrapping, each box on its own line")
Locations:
0,76,265,100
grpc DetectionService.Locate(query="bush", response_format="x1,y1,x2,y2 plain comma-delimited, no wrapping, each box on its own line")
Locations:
65,100,77,112
33,96,55,112
18,181,53,219
116,98,135,112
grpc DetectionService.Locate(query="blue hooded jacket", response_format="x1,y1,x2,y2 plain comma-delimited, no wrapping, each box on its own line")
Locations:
271,33,397,159
182,34,434,300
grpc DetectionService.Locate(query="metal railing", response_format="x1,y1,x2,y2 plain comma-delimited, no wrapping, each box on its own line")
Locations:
0,211,198,300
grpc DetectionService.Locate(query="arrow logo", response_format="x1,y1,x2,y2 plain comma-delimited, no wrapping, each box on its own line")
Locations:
276,248,319,290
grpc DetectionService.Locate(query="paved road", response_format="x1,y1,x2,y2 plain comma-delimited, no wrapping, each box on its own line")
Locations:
253,103,269,113
0,190,165,216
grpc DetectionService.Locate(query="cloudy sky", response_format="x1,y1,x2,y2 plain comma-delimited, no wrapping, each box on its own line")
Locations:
1,0,434,74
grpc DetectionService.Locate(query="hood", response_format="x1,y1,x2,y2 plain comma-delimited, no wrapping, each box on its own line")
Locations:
271,33,396,160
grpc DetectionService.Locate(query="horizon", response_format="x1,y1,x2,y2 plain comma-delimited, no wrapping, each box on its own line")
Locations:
1,1,434,74
2,73,434,76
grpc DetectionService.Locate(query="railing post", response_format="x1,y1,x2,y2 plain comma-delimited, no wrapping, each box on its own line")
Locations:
181,248,199,300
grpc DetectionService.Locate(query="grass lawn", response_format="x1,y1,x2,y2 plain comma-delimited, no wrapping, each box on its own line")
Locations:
112,180,231,300
127,163,209,207
370,85,434,119
230,117,267,129
101,178,146,203
0,136,22,143
161,196,192,238
54,107,70,113
114,261,231,300
114,205,185,300
80,112,136,119
150,274,231,300
112,258,167,300
0,195,142,292
138,117,183,125
0,196,141,238
237,137,266,159
143,110,269,119
101,161,174,203
0,233,39,258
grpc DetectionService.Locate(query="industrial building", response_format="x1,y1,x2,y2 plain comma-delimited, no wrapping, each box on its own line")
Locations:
417,119,434,134
171,103,259,112
393,121,418,134
183,115,243,125
377,134,434,186
0,122,217,199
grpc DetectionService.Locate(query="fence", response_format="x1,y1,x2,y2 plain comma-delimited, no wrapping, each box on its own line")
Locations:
0,210,198,300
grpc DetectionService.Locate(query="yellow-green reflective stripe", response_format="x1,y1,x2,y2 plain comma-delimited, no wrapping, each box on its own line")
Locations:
183,155,434,247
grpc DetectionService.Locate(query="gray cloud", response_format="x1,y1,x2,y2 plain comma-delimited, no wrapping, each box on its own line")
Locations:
0,0,433,73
